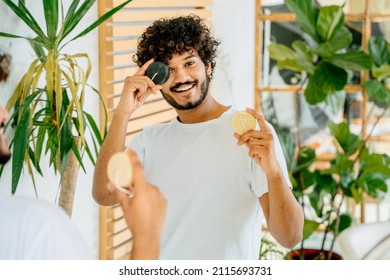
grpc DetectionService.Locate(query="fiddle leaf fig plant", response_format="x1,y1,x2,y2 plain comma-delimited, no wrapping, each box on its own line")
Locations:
285,119,390,260
268,0,372,105
267,0,390,260
0,0,132,203
364,36,390,109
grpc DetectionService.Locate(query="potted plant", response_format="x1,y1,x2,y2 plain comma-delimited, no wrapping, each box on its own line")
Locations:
280,117,390,260
266,0,390,259
0,0,133,216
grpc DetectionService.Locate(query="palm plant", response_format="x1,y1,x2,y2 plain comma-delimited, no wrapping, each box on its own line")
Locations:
0,0,133,216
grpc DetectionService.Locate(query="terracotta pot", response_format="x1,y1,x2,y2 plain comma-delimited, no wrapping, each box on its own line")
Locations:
287,249,343,260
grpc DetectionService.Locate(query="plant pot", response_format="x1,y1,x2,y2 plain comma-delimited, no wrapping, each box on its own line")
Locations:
286,249,343,260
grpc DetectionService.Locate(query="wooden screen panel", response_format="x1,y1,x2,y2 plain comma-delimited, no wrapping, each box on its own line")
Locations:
98,0,213,260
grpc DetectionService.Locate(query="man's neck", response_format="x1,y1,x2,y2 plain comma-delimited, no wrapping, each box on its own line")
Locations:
175,95,230,124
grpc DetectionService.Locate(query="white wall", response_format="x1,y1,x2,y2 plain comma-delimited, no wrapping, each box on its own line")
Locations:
0,0,257,259
211,0,256,110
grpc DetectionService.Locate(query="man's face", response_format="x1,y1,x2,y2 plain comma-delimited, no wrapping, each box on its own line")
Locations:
0,106,11,164
160,50,212,110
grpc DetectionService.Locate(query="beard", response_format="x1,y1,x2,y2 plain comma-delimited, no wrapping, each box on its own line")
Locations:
161,75,210,111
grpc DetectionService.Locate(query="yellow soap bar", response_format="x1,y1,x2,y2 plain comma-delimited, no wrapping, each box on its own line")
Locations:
107,151,133,187
232,111,256,135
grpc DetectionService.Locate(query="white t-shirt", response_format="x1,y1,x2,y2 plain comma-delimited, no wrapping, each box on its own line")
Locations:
129,107,291,259
0,195,94,260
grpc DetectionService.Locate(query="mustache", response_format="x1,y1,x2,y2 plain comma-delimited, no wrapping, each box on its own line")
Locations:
170,81,196,91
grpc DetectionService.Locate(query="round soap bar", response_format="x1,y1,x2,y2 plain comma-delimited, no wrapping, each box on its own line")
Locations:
107,151,133,188
146,61,169,85
232,111,257,135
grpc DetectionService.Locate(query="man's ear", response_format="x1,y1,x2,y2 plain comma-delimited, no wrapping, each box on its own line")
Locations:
206,62,212,76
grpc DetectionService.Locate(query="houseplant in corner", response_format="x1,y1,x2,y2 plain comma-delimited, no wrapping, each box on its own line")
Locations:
0,0,133,216
281,116,390,260
267,0,390,259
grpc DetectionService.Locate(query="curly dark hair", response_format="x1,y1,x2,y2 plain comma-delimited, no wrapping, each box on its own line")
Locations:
133,14,220,78
0,52,11,83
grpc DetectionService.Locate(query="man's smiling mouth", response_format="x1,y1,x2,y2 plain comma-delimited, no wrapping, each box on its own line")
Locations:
171,82,196,93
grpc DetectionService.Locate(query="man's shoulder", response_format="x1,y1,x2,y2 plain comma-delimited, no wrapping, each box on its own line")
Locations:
0,195,68,221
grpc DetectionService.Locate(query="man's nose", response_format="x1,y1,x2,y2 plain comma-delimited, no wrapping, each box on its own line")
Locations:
173,67,189,84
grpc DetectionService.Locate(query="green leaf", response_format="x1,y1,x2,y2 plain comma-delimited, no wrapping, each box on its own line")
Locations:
64,0,81,24
372,64,390,81
292,40,315,74
361,154,390,176
59,90,73,162
296,169,316,192
324,90,345,115
62,0,96,40
0,31,29,40
84,135,97,166
329,214,352,234
326,50,372,71
314,171,337,195
302,219,321,240
316,5,344,42
88,85,108,139
293,146,316,173
43,0,59,44
35,125,46,164
267,43,303,72
314,26,352,57
369,36,390,67
28,146,43,176
71,139,86,173
69,0,134,43
84,112,103,145
305,62,348,105
364,79,390,107
328,121,361,155
357,173,388,199
4,0,48,45
11,108,30,194
29,39,46,62
285,0,319,41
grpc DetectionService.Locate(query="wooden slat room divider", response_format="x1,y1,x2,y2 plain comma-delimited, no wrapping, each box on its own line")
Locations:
97,0,212,260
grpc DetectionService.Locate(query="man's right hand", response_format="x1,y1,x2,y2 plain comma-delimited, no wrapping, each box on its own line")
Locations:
118,58,163,113
107,149,167,260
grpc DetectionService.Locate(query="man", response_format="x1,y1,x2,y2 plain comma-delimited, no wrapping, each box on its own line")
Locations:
93,15,303,259
0,54,166,259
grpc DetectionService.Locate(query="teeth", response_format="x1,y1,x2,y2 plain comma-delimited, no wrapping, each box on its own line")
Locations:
175,84,193,92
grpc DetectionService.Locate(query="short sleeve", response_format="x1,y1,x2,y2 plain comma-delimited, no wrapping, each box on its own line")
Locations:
127,131,146,165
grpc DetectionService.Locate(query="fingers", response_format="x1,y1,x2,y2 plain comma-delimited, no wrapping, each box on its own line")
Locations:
245,107,269,132
128,76,162,95
135,58,156,76
235,130,273,147
107,182,131,208
122,58,162,108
